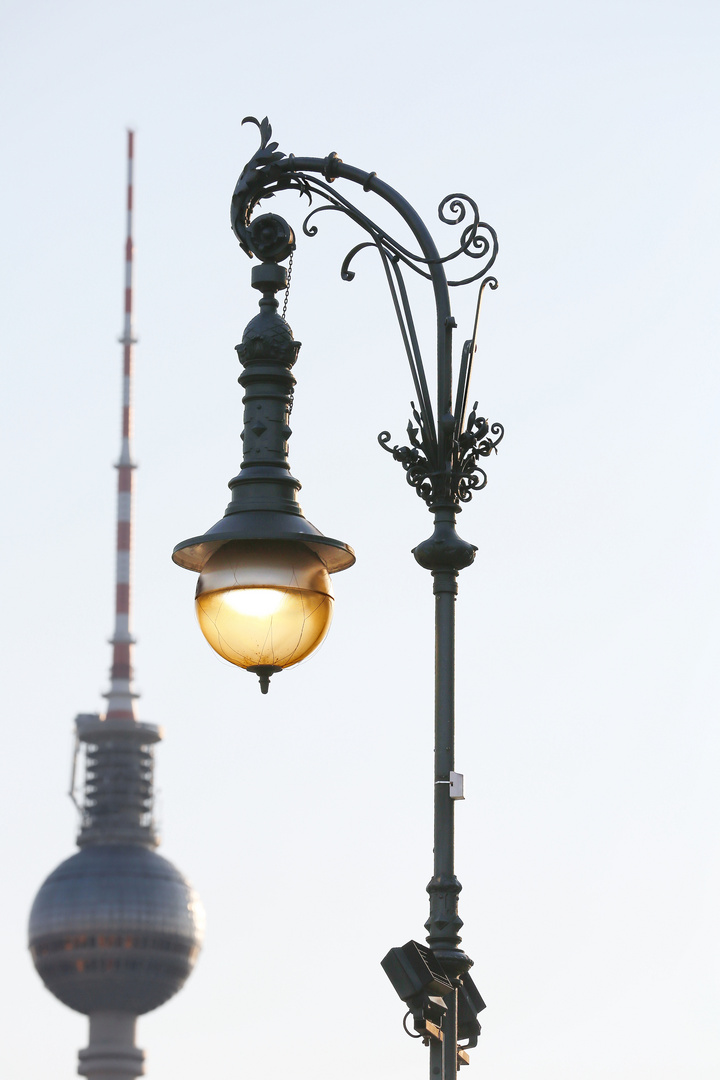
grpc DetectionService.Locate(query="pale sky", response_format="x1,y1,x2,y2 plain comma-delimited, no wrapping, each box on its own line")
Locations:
1,2,719,1078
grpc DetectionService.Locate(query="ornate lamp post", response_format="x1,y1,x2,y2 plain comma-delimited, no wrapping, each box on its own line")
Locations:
173,117,503,1078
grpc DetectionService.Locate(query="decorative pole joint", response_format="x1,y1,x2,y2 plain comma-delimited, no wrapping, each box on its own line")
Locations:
323,152,343,182
425,873,472,980
413,519,476,574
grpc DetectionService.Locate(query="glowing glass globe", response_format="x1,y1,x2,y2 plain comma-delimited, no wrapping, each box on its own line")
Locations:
195,540,334,672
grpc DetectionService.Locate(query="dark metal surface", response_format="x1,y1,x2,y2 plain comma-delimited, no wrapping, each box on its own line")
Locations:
173,253,355,575
378,405,503,508
29,845,204,1016
381,940,454,1003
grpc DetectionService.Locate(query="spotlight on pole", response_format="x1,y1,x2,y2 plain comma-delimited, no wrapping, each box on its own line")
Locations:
457,971,486,1048
382,940,454,1037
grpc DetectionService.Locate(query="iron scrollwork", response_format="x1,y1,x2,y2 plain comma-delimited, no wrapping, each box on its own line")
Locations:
378,404,437,506
232,116,503,513
378,403,504,508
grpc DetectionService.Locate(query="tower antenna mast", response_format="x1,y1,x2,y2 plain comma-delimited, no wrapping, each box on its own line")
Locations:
107,128,138,722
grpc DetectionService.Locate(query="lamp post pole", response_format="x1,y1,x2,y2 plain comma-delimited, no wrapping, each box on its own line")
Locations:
173,118,503,1078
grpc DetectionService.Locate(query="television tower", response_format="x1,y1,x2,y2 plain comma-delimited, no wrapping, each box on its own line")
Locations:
28,132,204,1080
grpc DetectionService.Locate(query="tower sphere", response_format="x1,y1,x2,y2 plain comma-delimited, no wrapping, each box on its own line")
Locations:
29,845,204,1015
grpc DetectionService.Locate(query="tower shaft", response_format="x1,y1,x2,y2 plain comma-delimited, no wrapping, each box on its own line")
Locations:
29,132,204,1080
78,1012,144,1080
107,129,138,723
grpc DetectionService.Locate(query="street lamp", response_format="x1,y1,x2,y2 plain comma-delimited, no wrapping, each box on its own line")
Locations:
172,117,503,1077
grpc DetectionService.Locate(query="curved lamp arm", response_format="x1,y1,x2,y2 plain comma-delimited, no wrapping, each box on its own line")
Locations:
231,117,502,531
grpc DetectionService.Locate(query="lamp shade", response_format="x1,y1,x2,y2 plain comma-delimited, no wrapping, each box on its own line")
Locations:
172,507,355,574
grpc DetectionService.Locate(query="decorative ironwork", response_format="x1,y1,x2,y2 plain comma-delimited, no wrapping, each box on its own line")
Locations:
231,116,504,514
232,118,498,284
378,403,437,505
455,407,504,503
231,118,308,257
247,212,295,263
379,403,503,508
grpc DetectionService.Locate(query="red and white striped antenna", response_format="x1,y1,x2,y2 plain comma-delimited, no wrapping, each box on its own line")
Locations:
105,129,138,722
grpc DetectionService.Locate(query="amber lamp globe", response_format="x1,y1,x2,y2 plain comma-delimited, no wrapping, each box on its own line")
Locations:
194,540,334,690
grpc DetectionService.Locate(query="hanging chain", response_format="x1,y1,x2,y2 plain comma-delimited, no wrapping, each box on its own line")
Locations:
282,250,294,321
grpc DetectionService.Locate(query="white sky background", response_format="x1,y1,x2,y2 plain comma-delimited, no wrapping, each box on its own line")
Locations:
1,1,719,1077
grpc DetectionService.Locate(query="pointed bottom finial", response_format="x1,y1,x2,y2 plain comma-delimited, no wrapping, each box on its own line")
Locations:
247,664,283,695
